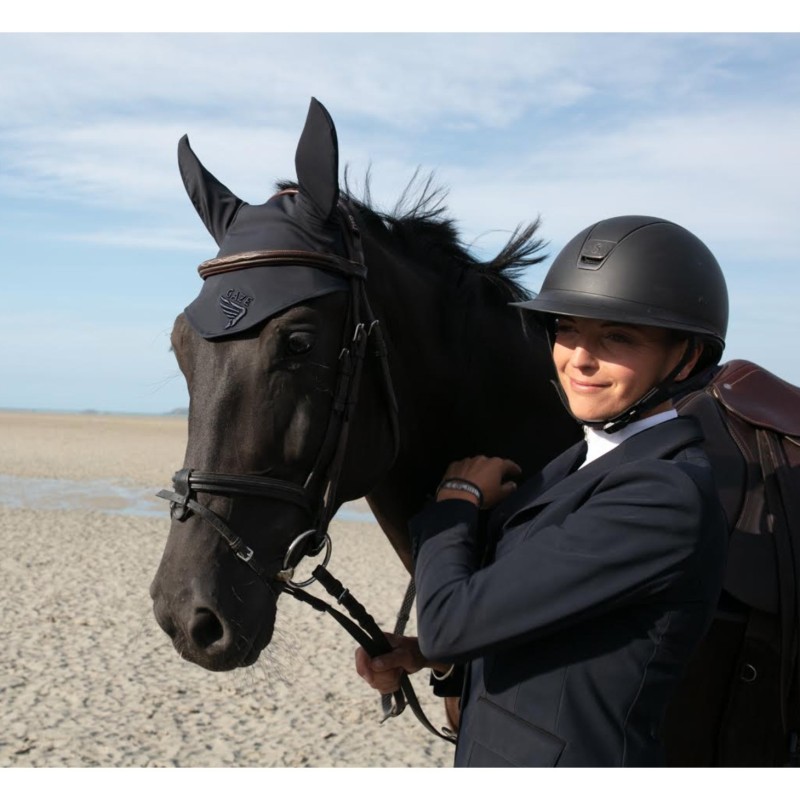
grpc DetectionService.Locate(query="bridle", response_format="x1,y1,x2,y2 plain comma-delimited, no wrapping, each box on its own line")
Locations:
156,194,456,744
157,192,400,588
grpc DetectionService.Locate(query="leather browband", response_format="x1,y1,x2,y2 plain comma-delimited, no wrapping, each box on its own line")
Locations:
198,249,368,281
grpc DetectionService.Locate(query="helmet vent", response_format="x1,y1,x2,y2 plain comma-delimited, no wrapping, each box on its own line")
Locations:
578,239,615,270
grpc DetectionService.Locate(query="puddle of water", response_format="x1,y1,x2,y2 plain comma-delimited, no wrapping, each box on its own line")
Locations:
0,474,376,524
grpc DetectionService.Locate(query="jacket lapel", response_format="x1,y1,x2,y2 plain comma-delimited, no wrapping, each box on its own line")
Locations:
503,416,704,527
489,440,587,534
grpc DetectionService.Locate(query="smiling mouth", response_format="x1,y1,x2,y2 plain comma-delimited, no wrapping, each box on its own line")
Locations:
568,378,609,391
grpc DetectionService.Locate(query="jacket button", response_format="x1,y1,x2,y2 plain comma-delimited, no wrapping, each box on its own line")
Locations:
740,663,758,682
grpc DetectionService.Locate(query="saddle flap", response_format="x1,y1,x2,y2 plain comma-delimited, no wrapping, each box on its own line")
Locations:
710,360,800,438
723,529,779,615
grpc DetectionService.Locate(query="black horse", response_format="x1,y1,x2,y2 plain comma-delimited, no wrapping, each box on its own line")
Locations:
150,98,580,675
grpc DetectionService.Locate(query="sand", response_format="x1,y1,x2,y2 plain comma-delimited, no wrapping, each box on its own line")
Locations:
0,411,453,768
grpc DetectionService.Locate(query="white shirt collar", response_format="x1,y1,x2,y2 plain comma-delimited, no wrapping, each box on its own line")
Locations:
580,409,678,469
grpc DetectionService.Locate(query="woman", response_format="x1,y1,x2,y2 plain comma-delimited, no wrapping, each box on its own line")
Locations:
356,215,729,767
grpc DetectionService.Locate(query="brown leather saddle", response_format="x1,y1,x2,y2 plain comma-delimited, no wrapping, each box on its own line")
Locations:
667,359,800,766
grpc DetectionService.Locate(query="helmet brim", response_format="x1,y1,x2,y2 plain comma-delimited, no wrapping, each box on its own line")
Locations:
512,290,725,347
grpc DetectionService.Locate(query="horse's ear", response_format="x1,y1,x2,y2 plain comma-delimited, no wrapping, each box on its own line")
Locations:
178,135,245,246
295,98,340,222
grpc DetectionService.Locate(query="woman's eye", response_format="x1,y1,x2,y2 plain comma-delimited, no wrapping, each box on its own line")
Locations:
286,331,315,355
605,331,634,345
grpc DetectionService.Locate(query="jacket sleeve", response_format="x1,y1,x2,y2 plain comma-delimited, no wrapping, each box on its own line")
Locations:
411,459,725,663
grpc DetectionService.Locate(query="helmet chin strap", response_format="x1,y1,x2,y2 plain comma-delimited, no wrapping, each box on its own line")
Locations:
550,336,700,435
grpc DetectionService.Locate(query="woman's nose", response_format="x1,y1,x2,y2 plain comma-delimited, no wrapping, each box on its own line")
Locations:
569,344,598,369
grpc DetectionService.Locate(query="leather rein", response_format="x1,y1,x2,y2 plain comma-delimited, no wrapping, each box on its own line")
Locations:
156,195,456,744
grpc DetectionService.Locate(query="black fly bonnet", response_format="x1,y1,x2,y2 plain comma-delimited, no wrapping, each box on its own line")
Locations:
181,100,352,339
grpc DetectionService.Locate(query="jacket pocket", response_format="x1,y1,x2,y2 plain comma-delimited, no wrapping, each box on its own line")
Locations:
466,696,566,767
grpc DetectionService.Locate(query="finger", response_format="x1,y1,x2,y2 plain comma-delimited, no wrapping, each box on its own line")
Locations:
373,647,417,673
382,632,403,648
372,670,402,694
499,481,518,500
354,647,374,682
356,649,399,692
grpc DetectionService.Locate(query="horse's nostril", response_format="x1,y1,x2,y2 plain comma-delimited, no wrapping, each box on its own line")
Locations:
188,608,225,650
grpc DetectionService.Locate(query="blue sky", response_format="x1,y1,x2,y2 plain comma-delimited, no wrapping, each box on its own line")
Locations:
1,30,799,413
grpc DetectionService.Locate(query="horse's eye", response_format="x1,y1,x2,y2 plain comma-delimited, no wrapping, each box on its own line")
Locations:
287,331,315,355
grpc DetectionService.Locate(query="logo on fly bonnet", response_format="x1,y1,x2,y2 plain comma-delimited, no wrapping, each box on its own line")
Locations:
219,289,254,329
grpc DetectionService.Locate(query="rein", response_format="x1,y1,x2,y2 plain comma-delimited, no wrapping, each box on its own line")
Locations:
157,196,455,744
287,567,456,743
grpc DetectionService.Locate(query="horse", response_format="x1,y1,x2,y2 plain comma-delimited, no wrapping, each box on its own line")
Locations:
149,98,581,676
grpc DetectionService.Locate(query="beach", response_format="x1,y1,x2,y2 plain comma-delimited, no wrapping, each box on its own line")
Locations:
0,411,453,768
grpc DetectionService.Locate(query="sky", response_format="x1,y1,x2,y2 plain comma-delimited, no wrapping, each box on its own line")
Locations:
1,21,799,413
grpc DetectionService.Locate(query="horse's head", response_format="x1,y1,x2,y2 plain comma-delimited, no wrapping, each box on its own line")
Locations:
150,99,397,671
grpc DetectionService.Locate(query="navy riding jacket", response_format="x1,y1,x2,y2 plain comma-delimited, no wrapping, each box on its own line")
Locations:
410,415,727,767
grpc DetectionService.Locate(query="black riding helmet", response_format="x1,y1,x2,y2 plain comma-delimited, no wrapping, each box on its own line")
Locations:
513,215,729,432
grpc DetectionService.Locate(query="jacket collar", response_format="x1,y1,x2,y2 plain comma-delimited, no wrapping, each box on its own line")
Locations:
504,414,704,523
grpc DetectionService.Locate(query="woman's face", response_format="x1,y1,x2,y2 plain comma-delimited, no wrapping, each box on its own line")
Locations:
552,316,697,423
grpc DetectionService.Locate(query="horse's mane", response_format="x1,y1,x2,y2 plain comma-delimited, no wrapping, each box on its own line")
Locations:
276,174,547,303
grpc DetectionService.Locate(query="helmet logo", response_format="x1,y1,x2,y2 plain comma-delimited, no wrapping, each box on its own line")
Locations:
579,239,615,270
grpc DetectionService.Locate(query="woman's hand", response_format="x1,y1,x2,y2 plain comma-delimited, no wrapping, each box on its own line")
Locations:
437,456,522,509
355,634,451,694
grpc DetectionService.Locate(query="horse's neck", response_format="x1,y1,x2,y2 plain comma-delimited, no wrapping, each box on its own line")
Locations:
364,254,580,570
371,254,478,455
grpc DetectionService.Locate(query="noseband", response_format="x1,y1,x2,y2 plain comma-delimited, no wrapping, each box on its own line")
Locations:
157,195,400,588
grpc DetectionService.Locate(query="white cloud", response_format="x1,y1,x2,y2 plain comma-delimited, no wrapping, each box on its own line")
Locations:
1,34,793,128
431,106,800,264
2,35,796,216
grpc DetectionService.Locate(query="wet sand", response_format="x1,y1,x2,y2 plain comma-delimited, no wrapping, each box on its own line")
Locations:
0,411,452,767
